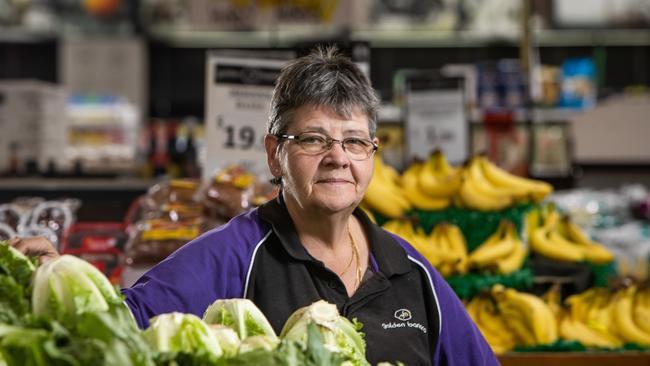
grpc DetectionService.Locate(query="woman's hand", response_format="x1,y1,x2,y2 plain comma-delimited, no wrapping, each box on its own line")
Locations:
9,236,60,264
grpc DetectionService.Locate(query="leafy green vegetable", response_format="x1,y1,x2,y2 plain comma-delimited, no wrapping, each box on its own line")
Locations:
238,335,279,354
208,324,240,357
202,299,277,341
0,241,36,289
31,255,120,325
280,301,369,366
0,275,28,325
144,312,223,364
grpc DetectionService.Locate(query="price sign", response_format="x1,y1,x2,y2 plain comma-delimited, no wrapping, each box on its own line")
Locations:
204,55,288,180
405,75,468,165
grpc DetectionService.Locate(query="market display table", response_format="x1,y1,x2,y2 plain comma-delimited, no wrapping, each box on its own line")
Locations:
499,351,650,366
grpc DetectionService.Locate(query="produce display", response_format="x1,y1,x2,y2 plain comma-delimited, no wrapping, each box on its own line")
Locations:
362,151,552,218
0,240,396,366
527,204,615,264
466,285,558,354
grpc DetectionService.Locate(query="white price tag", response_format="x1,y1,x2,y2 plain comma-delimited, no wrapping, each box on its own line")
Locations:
204,56,287,180
405,89,468,164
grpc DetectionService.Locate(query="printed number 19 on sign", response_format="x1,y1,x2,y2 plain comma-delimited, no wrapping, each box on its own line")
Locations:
217,116,256,150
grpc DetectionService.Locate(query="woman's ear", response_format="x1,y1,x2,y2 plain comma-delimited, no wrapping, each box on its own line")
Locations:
264,134,281,177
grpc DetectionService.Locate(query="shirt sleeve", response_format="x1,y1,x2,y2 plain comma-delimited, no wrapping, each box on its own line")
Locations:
122,213,267,329
429,268,500,366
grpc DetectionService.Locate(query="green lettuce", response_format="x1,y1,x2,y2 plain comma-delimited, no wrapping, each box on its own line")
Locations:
208,324,240,357
144,312,223,364
0,241,36,289
31,255,119,325
280,301,369,366
202,299,277,341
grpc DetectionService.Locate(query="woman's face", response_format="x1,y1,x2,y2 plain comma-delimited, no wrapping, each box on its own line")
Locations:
266,104,377,215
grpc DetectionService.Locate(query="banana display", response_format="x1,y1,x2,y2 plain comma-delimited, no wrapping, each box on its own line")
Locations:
382,220,468,277
559,284,650,348
362,156,412,218
456,156,552,211
527,204,615,264
362,151,553,218
467,220,527,275
466,285,558,354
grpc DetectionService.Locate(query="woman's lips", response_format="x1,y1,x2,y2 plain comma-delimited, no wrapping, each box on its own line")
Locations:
318,178,350,184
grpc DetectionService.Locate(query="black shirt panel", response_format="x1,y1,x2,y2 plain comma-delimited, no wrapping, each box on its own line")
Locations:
251,197,437,365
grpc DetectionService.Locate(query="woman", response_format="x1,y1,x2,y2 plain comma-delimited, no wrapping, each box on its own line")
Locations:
12,48,497,365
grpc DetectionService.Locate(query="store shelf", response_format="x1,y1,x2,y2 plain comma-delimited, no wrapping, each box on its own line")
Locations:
469,107,586,123
0,27,57,43
147,25,345,48
148,26,650,49
0,178,155,192
536,29,650,47
498,351,650,366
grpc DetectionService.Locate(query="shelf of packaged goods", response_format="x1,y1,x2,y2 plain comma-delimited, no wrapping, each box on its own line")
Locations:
535,29,650,47
498,351,650,366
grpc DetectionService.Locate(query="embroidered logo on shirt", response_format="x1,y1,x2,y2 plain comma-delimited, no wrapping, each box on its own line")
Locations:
394,308,412,321
381,308,427,334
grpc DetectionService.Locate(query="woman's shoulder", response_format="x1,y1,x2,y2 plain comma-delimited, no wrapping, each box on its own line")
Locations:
174,208,272,260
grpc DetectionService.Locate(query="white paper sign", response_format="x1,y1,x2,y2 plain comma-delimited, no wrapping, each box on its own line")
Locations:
204,56,287,180
405,89,468,164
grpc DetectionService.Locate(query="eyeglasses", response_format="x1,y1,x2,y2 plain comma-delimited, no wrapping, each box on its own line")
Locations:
277,132,378,161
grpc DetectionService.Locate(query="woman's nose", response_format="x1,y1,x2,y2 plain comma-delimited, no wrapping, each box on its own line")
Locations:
322,140,350,166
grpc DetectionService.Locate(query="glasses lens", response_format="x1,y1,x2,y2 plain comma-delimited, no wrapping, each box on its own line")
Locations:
297,134,328,153
344,138,373,160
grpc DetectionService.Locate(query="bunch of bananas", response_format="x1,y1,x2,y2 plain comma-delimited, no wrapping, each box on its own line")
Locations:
467,220,527,275
401,161,452,211
559,287,622,348
457,156,553,212
465,295,517,354
362,156,412,218
416,150,462,201
528,205,615,264
466,285,558,354
559,285,650,348
382,220,468,277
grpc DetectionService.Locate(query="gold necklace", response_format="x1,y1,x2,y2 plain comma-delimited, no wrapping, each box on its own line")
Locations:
348,221,363,290
337,222,363,290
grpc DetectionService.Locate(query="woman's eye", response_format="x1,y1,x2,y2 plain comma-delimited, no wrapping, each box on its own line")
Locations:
301,136,325,145
346,138,368,146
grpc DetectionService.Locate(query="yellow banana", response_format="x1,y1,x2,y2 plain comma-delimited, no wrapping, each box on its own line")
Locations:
468,221,515,268
494,223,528,274
478,155,553,202
458,173,512,211
417,150,461,198
492,285,558,345
401,163,451,211
541,284,563,326
634,287,650,334
363,157,411,218
443,223,469,274
472,296,517,353
530,217,586,262
525,208,541,242
562,217,615,264
612,286,650,346
399,222,459,268
560,315,622,348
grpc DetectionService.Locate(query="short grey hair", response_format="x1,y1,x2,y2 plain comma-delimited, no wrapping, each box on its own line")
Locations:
267,46,379,138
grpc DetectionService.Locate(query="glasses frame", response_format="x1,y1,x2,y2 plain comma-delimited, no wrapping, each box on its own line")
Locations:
277,133,378,161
